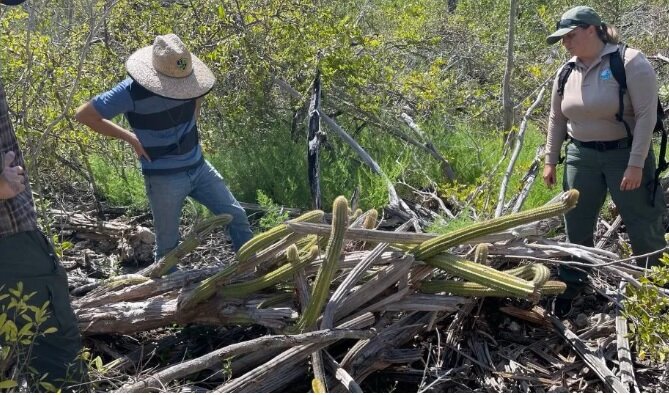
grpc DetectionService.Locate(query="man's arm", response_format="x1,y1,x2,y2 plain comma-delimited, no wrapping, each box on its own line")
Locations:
75,102,150,161
0,151,25,199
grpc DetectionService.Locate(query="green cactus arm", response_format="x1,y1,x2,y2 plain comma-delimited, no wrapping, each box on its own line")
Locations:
220,245,318,299
503,263,551,286
237,210,324,262
474,243,490,264
420,280,566,297
362,209,378,230
348,208,363,222
426,253,536,297
413,189,579,260
141,214,233,277
297,196,349,331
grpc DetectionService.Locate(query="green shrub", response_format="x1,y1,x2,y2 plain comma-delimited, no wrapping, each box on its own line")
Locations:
256,190,290,231
623,256,669,363
0,282,58,392
88,154,148,210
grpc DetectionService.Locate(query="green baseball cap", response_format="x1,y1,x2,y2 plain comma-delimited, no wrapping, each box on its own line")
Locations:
547,6,602,44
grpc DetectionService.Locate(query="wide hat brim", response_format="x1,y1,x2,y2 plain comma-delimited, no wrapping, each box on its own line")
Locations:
546,27,576,45
126,46,216,100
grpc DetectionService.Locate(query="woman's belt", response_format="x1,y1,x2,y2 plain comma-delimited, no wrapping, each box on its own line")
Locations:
570,137,632,151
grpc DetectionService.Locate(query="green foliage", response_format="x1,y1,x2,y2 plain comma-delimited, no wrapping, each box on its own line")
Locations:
256,190,290,231
0,283,57,392
1,0,668,225
88,154,148,210
623,256,669,363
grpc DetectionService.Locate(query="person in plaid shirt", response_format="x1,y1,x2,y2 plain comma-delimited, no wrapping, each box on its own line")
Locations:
0,0,86,390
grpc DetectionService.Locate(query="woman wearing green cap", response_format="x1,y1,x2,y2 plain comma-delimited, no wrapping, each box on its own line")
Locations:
542,6,666,301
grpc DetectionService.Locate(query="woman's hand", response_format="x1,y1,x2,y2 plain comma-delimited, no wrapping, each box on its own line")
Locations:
543,164,557,187
620,166,642,191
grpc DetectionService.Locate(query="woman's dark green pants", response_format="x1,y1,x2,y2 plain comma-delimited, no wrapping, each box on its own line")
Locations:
559,142,667,286
0,230,86,391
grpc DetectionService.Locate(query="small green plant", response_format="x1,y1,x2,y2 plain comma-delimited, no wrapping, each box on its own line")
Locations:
623,255,669,363
0,283,58,392
88,154,148,210
257,190,290,232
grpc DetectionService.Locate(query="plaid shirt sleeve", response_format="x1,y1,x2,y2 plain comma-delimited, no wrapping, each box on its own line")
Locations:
0,80,38,238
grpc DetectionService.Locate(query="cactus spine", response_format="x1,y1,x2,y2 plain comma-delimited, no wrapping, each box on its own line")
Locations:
413,189,579,260
297,196,349,330
237,210,324,263
426,253,536,297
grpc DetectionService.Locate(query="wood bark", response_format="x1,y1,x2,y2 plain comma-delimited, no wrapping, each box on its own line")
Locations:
307,70,323,209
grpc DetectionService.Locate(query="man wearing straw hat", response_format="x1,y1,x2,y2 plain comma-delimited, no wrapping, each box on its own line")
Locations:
1,0,87,390
76,34,253,264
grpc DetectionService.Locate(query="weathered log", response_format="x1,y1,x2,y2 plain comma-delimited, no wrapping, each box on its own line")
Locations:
77,294,297,334
214,313,376,392
117,328,375,393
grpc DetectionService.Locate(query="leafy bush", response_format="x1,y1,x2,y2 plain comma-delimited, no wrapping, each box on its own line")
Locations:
623,256,669,363
256,190,290,232
0,282,58,392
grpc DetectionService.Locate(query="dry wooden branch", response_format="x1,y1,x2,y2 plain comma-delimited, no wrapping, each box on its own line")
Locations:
215,314,375,392
615,281,639,393
400,112,456,181
495,85,547,217
117,328,375,393
548,309,627,392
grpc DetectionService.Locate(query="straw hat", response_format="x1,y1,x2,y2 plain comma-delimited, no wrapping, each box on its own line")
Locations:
126,34,215,100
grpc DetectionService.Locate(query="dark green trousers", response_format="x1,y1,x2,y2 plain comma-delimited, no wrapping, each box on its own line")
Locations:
560,142,667,284
0,230,86,391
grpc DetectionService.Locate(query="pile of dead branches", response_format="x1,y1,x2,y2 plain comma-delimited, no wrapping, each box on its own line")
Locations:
65,189,667,392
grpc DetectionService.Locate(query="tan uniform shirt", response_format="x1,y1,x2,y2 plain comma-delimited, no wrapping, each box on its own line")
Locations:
546,43,658,168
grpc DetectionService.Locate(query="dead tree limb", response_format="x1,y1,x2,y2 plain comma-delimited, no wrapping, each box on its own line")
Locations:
495,85,547,217
548,311,627,393
615,281,639,393
321,221,413,329
324,351,363,393
307,70,324,209
215,314,376,392
273,76,421,222
400,112,456,181
117,328,375,393
507,145,544,213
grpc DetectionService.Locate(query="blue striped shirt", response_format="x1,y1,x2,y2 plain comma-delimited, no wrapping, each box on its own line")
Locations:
91,78,203,175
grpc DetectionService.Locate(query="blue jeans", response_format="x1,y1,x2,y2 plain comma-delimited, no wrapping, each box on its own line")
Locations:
143,160,253,260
